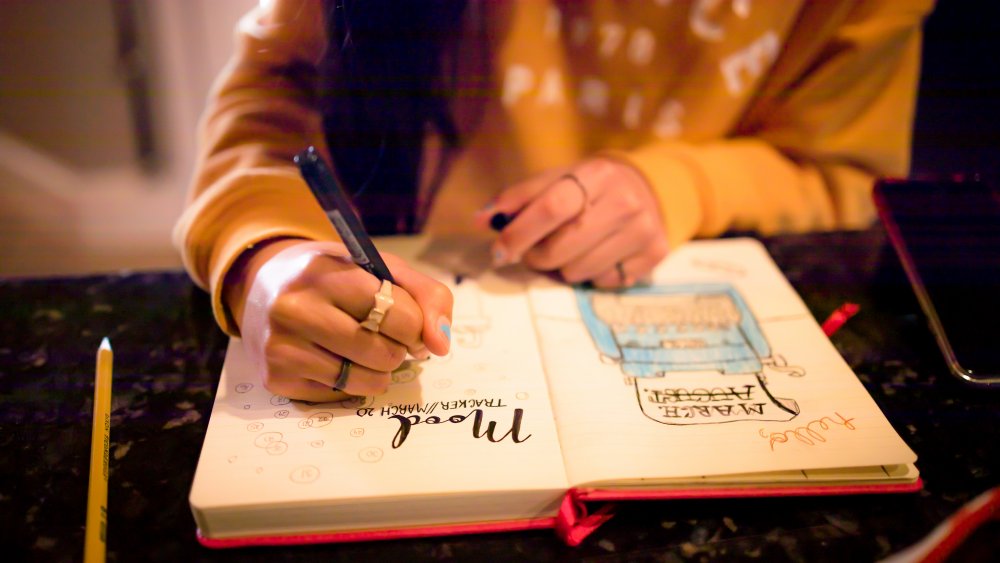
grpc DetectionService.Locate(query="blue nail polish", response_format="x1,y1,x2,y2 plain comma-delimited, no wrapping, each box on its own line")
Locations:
493,246,508,266
438,317,451,341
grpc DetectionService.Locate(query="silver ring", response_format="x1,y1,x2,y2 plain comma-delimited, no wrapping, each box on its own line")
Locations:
560,173,590,217
333,358,351,390
360,279,394,333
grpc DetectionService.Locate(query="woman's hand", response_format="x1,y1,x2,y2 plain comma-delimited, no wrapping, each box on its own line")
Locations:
476,158,669,287
225,239,453,402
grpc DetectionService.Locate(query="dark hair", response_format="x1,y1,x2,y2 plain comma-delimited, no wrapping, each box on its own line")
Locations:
318,0,471,234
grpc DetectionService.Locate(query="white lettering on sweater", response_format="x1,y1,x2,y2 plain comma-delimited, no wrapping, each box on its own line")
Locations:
502,64,534,106
653,99,685,138
690,0,753,42
720,30,778,96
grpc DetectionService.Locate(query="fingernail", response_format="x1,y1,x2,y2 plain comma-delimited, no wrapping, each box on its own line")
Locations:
492,245,509,267
438,317,451,342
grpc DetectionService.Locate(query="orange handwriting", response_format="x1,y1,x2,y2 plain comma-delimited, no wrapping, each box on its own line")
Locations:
759,412,857,451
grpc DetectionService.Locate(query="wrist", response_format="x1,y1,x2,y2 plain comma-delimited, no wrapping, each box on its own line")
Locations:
223,237,307,333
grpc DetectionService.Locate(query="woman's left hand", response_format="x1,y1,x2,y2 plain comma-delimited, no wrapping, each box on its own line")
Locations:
475,158,670,287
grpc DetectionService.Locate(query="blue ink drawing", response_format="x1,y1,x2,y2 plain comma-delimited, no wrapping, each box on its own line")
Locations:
576,283,803,426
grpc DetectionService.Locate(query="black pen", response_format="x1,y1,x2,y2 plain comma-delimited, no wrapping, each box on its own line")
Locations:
489,212,515,231
294,146,396,283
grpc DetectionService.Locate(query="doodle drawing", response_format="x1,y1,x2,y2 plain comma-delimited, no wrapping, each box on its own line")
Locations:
576,283,803,426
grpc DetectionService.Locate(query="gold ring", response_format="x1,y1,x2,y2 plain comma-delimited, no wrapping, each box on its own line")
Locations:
360,279,394,333
333,358,351,390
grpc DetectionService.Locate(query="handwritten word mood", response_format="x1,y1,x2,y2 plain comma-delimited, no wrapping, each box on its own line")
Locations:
388,408,532,450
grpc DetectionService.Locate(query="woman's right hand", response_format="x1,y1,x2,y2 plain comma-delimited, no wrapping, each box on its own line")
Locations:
224,239,453,402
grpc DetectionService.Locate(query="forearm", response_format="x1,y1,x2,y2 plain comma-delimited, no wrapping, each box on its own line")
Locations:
174,0,337,335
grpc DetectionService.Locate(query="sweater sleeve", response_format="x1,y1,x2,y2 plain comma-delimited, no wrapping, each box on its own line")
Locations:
614,0,934,249
172,0,337,336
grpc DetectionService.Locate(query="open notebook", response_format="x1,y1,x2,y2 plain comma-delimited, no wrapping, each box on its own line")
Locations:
189,238,919,547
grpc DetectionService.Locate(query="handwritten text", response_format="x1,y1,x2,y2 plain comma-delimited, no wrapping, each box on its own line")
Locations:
759,412,857,451
389,408,532,449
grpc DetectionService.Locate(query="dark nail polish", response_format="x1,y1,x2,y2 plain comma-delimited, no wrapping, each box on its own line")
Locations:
489,212,513,231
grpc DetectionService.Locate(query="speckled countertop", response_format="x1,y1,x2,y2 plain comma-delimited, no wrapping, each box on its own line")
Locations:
1,228,997,562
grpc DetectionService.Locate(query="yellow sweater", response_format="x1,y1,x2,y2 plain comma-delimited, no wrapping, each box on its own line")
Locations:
175,0,933,336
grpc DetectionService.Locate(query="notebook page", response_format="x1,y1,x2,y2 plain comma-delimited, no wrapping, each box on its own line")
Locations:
190,268,568,536
528,238,917,487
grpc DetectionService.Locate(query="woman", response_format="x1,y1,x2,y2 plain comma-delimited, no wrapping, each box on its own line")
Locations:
174,0,933,400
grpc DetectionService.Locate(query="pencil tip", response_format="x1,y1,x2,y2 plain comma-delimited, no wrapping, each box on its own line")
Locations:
100,337,111,351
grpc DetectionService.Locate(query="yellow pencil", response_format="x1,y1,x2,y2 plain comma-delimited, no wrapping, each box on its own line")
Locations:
84,337,113,563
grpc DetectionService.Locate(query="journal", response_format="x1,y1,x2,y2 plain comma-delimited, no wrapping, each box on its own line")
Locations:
189,238,919,547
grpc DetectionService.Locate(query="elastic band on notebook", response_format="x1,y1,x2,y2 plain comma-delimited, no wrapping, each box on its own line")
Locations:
555,490,617,546
821,302,860,337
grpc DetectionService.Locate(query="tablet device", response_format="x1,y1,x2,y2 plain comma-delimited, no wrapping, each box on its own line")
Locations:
874,177,1000,386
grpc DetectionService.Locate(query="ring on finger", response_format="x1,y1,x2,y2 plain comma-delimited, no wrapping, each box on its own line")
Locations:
615,261,627,284
333,357,351,390
360,279,394,333
560,173,590,218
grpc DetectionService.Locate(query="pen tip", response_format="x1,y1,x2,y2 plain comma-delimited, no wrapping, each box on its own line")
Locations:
100,337,111,351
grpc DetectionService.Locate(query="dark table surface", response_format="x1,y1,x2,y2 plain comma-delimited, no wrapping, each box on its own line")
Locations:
1,227,997,562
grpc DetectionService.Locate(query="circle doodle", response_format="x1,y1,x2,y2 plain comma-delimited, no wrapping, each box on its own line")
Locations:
391,369,417,384
338,395,375,409
289,465,320,484
253,432,283,448
303,411,334,428
265,441,288,455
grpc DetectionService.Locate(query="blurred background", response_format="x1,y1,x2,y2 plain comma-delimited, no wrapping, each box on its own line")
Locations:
0,0,254,277
0,0,997,278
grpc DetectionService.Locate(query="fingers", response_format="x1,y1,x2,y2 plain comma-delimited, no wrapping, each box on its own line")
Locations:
258,336,391,400
484,158,669,287
586,236,669,289
384,254,454,357
241,240,440,402
472,168,567,230
490,172,598,266
317,270,427,355
519,185,641,272
271,296,409,372
556,212,668,285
